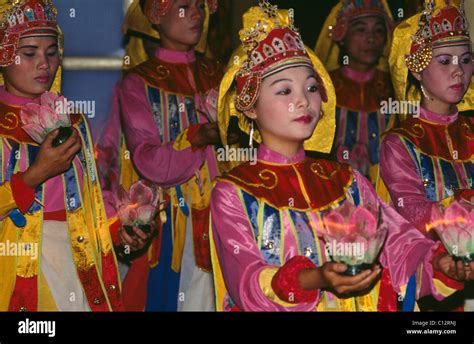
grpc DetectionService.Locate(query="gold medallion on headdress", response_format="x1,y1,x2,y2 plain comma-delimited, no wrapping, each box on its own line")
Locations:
406,0,470,73
218,1,336,153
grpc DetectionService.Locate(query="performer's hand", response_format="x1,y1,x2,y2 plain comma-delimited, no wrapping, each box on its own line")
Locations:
319,262,381,297
22,128,81,188
118,225,152,253
433,253,474,281
190,122,221,147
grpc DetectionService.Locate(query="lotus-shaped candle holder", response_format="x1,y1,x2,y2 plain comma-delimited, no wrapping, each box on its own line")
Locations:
427,201,474,266
114,181,161,236
20,92,72,146
319,202,388,276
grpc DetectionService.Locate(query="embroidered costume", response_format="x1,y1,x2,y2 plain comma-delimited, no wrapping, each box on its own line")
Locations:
96,0,222,311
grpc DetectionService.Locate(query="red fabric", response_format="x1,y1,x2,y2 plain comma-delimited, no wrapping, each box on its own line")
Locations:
132,55,222,96
122,253,150,311
44,209,67,221
8,276,38,312
191,206,211,271
109,219,121,247
377,268,398,311
330,68,393,112
386,116,473,161
271,255,318,304
230,304,242,312
454,189,474,203
10,172,35,214
100,252,124,311
121,214,164,311
77,266,112,312
219,159,352,209
148,225,163,267
186,124,204,151
431,244,465,291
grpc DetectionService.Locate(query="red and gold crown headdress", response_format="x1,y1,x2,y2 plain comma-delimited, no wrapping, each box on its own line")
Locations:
0,0,60,67
405,0,470,73
234,1,326,112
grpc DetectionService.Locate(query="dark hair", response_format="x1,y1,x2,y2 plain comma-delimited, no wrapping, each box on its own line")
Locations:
139,0,146,11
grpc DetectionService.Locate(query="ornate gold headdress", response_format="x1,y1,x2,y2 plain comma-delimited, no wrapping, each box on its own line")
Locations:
0,0,62,93
218,1,336,153
405,0,470,73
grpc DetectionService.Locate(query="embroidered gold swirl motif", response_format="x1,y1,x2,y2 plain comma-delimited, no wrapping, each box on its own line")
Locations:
461,123,474,140
0,112,19,130
156,65,170,79
229,169,278,189
310,162,341,180
408,123,425,138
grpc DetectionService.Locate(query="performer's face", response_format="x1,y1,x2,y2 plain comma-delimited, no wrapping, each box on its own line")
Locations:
343,15,386,69
415,44,472,108
245,66,322,149
2,36,59,99
156,0,205,51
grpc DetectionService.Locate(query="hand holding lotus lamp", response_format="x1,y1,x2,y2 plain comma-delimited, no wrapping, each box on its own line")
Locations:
20,92,73,147
319,202,388,276
427,201,474,266
114,181,163,238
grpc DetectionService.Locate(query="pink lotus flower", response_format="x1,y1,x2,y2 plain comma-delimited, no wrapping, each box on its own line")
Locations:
21,92,71,144
427,201,474,258
114,180,160,226
319,202,388,267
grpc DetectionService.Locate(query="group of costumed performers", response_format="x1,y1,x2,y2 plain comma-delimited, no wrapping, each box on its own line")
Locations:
95,0,230,311
209,0,474,312
0,0,122,311
1,0,473,313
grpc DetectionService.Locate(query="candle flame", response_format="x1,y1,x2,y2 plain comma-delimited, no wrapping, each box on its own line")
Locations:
426,216,468,232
